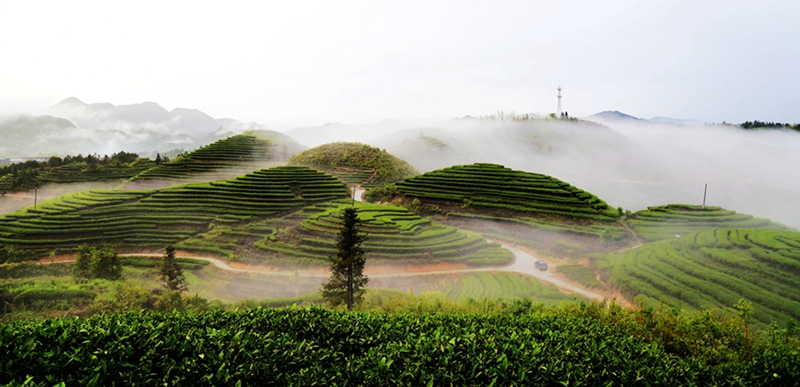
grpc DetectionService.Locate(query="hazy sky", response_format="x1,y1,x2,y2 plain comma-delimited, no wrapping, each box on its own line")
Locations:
1,0,797,126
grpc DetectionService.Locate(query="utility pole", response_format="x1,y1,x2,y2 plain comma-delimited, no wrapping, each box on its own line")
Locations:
352,186,356,207
34,184,38,209
702,183,708,208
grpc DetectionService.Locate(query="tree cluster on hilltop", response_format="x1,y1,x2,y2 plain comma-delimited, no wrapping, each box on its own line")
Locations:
0,151,153,191
740,120,800,130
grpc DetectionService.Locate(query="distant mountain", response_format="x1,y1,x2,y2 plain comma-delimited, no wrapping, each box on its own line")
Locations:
585,111,645,122
0,115,87,157
50,97,221,135
585,111,701,126
0,97,281,157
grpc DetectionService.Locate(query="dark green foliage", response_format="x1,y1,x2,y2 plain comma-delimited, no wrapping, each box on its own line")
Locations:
363,183,400,203
322,207,368,309
1,307,798,386
740,120,799,130
158,246,188,292
289,142,418,186
73,246,122,280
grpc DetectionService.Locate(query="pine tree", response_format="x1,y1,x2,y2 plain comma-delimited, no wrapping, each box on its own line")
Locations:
159,245,188,292
322,207,368,309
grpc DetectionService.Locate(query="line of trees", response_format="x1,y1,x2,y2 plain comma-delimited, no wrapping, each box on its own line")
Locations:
740,121,800,130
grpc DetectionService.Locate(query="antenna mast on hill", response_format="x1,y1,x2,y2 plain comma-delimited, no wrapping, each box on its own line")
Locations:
557,86,562,117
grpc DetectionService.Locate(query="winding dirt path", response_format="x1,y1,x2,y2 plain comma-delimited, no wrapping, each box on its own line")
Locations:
121,241,605,300
20,190,605,300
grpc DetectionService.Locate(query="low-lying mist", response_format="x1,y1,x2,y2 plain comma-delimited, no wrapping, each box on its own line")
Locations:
339,118,800,229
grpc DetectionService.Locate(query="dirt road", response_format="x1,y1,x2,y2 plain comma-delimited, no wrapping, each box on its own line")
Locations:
123,241,605,300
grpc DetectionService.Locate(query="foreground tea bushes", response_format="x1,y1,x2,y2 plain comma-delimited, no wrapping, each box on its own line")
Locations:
3,306,796,386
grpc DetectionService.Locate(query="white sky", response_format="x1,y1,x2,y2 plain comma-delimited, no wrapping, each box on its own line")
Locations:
1,0,798,126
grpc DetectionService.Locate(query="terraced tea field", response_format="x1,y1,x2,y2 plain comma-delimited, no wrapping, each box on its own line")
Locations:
606,228,800,324
255,201,513,265
627,204,782,242
131,131,302,182
435,272,582,303
393,163,619,222
0,166,347,260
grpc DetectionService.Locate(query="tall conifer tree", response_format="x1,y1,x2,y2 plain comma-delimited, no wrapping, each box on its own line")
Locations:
159,245,188,292
322,207,368,309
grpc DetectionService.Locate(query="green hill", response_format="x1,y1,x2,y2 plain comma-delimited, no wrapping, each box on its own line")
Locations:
605,227,800,325
388,163,618,221
130,131,304,182
365,163,626,254
627,204,784,242
253,201,512,266
288,142,418,186
0,166,347,262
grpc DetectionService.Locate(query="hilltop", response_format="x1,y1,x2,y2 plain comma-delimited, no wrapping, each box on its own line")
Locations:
288,142,418,187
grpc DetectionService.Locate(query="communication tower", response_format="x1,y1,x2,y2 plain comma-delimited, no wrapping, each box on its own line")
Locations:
557,86,562,117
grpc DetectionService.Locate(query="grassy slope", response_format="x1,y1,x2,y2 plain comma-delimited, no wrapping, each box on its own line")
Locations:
604,227,800,325
288,142,418,186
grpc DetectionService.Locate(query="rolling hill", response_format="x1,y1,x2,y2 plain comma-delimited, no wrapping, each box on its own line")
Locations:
129,131,304,183
288,142,418,187
0,166,347,262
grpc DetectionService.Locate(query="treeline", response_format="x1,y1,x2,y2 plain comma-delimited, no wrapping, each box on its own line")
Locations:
0,151,156,191
740,120,800,130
